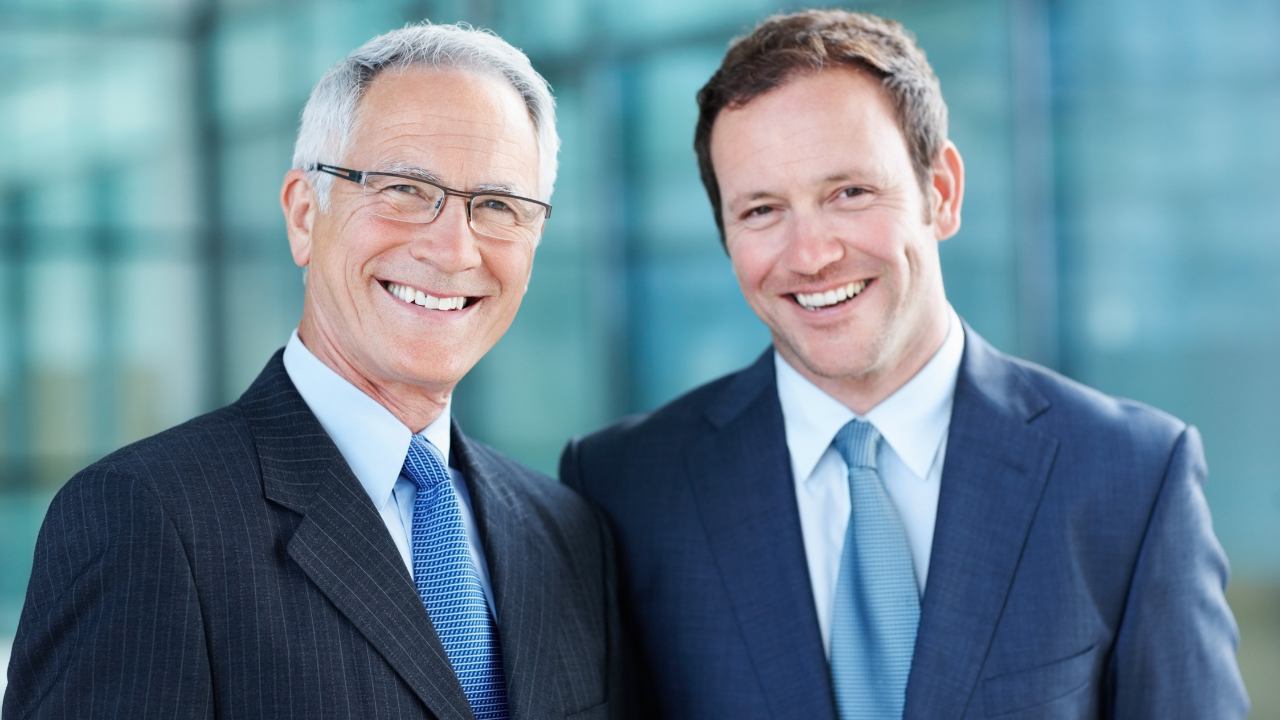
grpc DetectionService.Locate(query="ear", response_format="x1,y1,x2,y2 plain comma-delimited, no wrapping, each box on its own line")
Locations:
281,169,318,267
929,141,965,241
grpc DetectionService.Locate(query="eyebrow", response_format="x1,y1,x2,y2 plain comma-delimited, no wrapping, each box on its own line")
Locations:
727,170,886,209
727,190,777,211
381,163,444,184
380,163,520,195
474,182,518,194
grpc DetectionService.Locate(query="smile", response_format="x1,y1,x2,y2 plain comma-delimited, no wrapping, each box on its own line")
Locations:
793,280,869,311
384,281,471,311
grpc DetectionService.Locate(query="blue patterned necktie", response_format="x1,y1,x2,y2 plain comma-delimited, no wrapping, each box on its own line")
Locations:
403,434,509,720
829,419,921,720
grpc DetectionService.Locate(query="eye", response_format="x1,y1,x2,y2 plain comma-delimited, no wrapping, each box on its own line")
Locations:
830,186,873,212
387,184,421,196
736,203,785,230
739,205,778,223
478,197,512,212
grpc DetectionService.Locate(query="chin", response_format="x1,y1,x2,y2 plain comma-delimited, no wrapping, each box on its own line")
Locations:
784,335,883,381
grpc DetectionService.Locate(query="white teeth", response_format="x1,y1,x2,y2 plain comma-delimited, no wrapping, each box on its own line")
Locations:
386,282,467,311
795,280,868,310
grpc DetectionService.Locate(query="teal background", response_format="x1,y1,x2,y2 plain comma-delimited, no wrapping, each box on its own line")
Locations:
1,0,1277,713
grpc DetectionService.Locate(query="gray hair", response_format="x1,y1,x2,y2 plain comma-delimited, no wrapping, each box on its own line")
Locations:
292,22,559,209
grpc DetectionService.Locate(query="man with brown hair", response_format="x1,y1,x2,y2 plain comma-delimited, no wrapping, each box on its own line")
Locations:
561,10,1247,720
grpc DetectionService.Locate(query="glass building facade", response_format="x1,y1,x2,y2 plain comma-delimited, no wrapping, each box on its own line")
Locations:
1,0,1277,712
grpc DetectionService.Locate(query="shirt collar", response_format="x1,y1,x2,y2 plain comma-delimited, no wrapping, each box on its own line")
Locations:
283,330,452,510
776,307,965,483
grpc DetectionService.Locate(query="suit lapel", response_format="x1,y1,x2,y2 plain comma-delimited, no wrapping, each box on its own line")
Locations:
241,352,474,720
686,351,839,720
452,425,563,720
904,327,1059,720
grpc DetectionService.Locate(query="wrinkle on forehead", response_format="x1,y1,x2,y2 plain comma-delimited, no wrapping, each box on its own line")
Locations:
380,162,518,195
372,138,533,195
349,66,539,196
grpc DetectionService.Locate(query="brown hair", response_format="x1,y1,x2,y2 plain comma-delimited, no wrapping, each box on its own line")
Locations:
694,9,949,241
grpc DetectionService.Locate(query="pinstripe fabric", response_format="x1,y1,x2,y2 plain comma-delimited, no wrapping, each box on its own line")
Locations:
404,437,508,719
3,351,630,720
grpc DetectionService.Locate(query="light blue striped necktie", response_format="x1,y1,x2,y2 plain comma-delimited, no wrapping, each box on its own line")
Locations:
829,419,920,720
403,434,509,720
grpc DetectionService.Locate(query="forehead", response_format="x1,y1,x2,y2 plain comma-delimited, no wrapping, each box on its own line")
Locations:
710,67,910,188
348,65,539,188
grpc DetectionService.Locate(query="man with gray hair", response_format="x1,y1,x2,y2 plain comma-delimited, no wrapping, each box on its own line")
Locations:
5,23,629,720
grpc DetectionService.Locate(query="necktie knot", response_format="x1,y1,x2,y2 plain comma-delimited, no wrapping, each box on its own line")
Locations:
833,418,881,471
403,434,451,492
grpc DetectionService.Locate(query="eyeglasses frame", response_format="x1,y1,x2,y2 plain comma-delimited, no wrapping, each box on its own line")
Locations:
308,163,552,234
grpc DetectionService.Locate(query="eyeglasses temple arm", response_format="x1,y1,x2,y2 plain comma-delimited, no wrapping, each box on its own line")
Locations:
307,164,365,184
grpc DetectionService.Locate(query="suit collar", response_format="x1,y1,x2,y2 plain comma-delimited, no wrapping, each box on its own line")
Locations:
904,323,1059,720
241,352,476,719
689,351,839,720
951,320,1050,422
451,421,563,720
704,347,777,428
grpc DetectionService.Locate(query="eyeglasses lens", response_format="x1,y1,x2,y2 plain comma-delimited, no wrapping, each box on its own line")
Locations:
362,175,544,242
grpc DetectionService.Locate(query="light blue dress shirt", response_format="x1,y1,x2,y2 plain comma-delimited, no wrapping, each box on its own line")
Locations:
282,330,496,616
776,307,964,656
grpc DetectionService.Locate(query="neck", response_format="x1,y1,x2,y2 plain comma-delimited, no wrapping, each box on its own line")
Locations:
783,301,951,416
296,308,451,434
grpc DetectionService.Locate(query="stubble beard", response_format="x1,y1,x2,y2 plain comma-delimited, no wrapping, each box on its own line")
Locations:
775,299,901,385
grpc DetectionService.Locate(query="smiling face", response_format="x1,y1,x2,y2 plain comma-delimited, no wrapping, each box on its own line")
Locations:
711,66,963,412
282,65,541,425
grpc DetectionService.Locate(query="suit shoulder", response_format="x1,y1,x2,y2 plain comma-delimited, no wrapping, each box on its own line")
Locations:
462,437,609,556
574,365,746,455
463,436,594,514
1004,354,1188,457
61,403,257,507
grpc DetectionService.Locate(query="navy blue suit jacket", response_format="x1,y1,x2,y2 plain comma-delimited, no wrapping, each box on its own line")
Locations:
560,324,1248,720
5,352,630,720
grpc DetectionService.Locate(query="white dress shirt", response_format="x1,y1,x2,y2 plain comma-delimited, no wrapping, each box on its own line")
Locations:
282,330,496,615
776,308,965,656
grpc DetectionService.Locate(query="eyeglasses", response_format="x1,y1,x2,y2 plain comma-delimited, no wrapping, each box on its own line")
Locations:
309,164,551,243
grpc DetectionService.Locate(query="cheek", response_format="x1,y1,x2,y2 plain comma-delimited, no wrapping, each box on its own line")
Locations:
857,214,922,281
727,235,777,294
339,224,401,283
312,217,366,279
487,244,536,296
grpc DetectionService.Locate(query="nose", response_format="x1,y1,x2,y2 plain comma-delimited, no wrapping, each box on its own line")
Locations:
409,195,483,273
780,208,845,276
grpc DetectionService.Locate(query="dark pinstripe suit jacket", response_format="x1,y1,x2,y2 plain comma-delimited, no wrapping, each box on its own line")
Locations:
4,352,629,720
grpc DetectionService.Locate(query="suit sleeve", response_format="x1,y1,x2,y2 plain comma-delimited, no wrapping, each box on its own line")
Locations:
591,504,639,720
560,437,587,495
563,436,658,720
3,466,214,719
1108,425,1249,719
